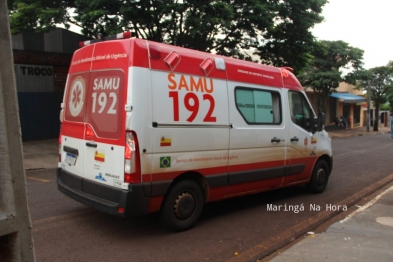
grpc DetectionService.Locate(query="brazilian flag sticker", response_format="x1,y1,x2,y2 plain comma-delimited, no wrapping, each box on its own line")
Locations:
160,156,171,168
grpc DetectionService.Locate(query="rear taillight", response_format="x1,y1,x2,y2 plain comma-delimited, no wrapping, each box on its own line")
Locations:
85,124,95,138
124,131,141,184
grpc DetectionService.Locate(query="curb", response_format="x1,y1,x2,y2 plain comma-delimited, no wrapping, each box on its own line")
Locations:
329,132,388,138
226,173,393,262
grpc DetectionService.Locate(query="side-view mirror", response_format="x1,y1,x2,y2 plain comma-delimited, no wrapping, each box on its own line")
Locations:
311,113,325,134
311,117,318,134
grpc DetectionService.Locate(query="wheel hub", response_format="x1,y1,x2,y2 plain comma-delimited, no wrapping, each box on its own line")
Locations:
174,192,195,220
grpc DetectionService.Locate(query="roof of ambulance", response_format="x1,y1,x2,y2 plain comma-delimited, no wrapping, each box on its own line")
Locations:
71,37,303,91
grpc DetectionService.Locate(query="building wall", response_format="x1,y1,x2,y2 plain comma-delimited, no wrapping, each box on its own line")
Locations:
12,50,70,140
305,83,366,128
13,50,71,92
12,29,89,140
12,28,88,54
336,82,363,95
337,83,365,127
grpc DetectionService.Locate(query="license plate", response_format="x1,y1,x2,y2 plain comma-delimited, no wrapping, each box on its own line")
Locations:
65,153,77,165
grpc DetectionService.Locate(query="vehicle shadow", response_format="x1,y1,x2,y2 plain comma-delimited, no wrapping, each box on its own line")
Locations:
78,185,309,237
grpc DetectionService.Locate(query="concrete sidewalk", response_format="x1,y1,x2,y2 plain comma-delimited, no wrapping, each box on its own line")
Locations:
326,125,391,138
268,185,393,261
23,139,58,170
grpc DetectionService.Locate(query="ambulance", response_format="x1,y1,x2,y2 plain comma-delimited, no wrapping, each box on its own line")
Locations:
57,32,333,231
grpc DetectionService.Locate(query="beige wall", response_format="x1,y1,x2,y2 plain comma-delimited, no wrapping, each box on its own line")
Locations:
336,82,363,95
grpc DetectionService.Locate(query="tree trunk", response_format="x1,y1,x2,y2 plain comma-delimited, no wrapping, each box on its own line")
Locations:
318,90,328,115
373,104,380,131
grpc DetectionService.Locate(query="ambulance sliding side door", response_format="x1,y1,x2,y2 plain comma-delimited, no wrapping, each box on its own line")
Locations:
226,83,286,196
149,70,231,199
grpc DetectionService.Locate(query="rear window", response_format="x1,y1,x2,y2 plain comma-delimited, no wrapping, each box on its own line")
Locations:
86,70,124,139
64,70,124,139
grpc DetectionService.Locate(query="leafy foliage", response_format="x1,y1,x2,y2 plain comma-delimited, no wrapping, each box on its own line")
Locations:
8,0,76,32
356,62,393,131
380,103,390,112
256,0,327,73
8,0,327,72
298,40,364,114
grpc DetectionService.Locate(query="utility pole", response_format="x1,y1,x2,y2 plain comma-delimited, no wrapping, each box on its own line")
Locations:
0,0,35,260
367,80,371,132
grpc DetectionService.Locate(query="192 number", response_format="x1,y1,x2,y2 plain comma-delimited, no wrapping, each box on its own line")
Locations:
169,91,216,122
91,92,117,114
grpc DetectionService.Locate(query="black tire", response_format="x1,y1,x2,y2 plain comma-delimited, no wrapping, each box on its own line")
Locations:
306,160,330,193
159,180,204,232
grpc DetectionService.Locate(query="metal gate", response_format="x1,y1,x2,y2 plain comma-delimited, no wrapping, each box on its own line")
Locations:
18,92,63,141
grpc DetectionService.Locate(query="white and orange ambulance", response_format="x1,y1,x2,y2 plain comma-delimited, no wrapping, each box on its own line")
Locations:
57,32,333,231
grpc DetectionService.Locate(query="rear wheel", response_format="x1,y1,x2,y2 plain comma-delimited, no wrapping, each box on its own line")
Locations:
159,180,204,232
306,160,330,193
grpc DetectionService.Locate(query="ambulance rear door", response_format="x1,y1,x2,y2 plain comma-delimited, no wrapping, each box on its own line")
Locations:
62,40,129,190
61,44,94,184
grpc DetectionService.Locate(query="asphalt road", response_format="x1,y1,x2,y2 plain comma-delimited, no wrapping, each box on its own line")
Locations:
26,133,393,262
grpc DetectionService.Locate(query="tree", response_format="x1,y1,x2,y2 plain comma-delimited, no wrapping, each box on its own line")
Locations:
386,61,393,114
256,0,327,73
74,0,276,57
7,0,77,32
298,40,364,114
380,103,390,112
8,0,327,72
356,62,393,131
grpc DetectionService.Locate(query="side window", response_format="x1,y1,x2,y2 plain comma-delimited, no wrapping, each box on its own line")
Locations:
288,91,313,131
235,87,281,124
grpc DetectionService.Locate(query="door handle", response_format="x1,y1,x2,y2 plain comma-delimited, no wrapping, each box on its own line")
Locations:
86,141,97,148
271,137,281,143
290,136,299,142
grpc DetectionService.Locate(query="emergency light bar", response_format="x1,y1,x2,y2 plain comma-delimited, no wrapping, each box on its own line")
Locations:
280,67,294,78
79,31,132,47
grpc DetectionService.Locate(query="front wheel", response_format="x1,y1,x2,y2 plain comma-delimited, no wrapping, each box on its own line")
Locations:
159,180,204,232
306,160,330,193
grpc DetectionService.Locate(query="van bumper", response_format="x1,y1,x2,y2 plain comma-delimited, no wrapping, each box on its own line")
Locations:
57,168,150,217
